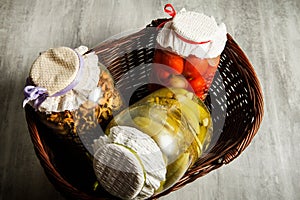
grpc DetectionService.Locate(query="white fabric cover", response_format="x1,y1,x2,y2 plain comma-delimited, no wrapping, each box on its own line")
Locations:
157,9,227,59
93,126,167,199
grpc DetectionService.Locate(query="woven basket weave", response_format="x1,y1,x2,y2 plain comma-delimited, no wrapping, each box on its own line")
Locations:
25,18,264,199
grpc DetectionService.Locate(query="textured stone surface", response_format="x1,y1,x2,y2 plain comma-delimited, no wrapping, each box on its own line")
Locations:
0,0,299,199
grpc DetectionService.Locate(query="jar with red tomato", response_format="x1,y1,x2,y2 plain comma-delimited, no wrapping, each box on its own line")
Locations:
151,5,227,101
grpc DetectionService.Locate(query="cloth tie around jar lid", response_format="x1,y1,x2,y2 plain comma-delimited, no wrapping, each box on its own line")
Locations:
157,5,227,58
93,126,167,199
23,46,101,112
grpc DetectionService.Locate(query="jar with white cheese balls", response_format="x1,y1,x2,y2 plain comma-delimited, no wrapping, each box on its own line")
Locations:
93,87,212,199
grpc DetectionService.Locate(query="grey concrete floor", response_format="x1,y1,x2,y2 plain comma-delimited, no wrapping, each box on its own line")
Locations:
0,0,299,199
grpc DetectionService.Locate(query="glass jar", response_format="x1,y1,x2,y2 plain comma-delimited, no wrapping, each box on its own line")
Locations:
152,47,220,100
23,46,123,195
151,6,227,101
37,60,123,152
94,87,212,199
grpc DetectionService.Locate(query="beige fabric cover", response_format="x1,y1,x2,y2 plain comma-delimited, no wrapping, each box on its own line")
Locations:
29,46,100,112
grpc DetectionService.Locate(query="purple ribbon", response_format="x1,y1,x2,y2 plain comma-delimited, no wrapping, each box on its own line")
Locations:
23,50,84,110
23,86,48,109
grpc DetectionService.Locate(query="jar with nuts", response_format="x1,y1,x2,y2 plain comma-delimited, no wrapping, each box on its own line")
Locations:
24,46,123,151
23,46,123,194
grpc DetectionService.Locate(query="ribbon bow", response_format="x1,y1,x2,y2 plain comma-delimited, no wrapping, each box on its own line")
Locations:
156,4,177,30
164,4,176,18
23,86,48,109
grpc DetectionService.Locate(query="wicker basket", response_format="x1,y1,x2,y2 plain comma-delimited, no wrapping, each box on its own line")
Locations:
25,18,264,199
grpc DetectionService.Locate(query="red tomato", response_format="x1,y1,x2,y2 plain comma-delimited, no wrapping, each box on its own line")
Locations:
184,55,208,79
153,50,163,63
157,50,184,74
189,76,206,93
158,68,171,81
195,90,206,101
152,64,171,82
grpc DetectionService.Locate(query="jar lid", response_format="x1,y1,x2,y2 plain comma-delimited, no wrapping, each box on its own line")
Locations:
157,6,227,58
172,10,219,43
30,47,81,96
93,126,167,199
94,143,145,199
23,46,101,112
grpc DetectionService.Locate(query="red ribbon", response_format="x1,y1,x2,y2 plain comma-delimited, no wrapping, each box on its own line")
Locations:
164,4,176,18
175,32,212,45
156,4,176,29
158,4,213,45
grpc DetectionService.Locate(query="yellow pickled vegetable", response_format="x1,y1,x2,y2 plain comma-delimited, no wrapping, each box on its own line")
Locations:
105,87,212,193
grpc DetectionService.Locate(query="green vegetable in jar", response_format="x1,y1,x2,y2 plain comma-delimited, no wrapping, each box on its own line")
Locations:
105,88,212,193
92,88,212,198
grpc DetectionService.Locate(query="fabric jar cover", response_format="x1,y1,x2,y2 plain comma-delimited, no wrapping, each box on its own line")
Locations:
157,7,227,59
93,126,167,199
23,46,101,112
